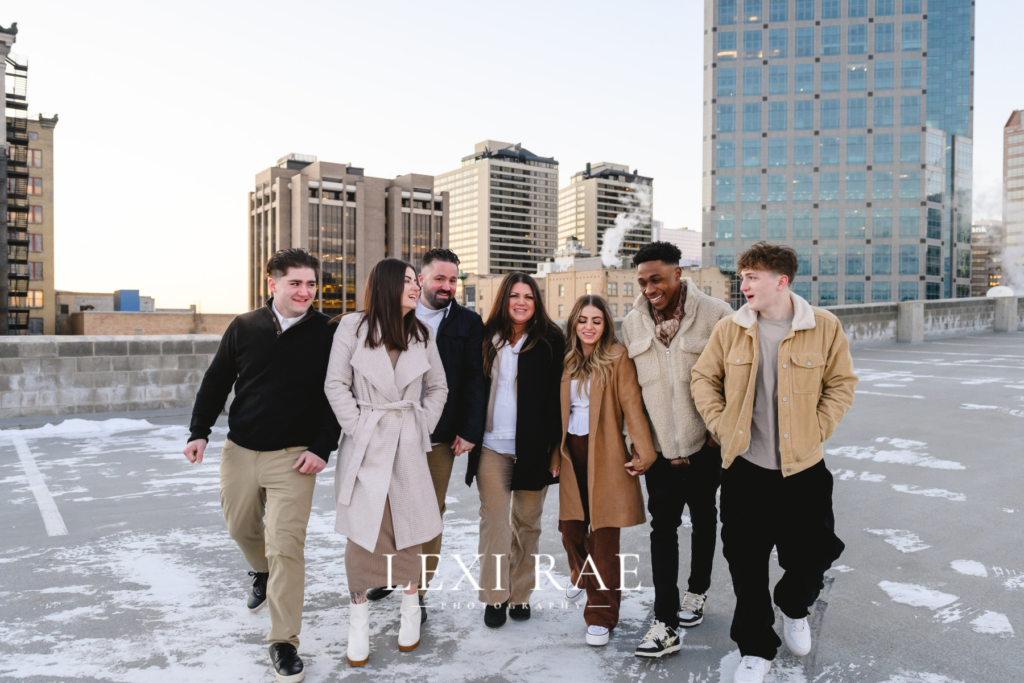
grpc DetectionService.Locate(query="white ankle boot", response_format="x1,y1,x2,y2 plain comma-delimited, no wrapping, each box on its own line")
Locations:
398,592,421,652
347,601,370,667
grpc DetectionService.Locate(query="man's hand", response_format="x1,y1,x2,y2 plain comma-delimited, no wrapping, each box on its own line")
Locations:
452,436,475,457
626,444,645,476
292,451,327,475
184,439,207,464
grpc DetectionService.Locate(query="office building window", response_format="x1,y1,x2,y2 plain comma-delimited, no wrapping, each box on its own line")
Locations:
873,208,893,238
717,140,737,169
744,30,764,60
795,27,815,56
822,0,840,19
926,245,941,277
585,283,592,295
899,281,918,301
793,281,812,300
819,282,838,306
846,281,865,304
717,104,737,133
768,138,788,166
27,291,44,308
607,282,618,296
794,100,814,130
875,59,895,89
794,210,813,238
743,103,763,132
846,208,867,239
848,25,867,54
28,150,43,167
820,136,841,166
795,0,814,21
769,29,788,58
742,211,761,239
847,135,867,164
558,285,564,296
901,133,921,163
795,64,814,93
901,58,922,88
769,0,789,21
849,0,868,17
877,0,896,16
899,207,920,237
848,62,868,91
743,138,762,167
846,172,867,200
875,22,895,52
821,63,841,93
29,233,44,252
874,97,894,127
717,213,736,239
927,208,942,240
624,283,634,296
873,244,892,275
28,262,44,279
796,246,812,275
793,174,814,202
899,170,920,199
558,304,564,317
745,0,762,22
926,132,944,166
874,134,894,164
720,0,738,25
718,32,738,61
769,65,788,94
743,66,763,95
610,303,618,316
957,248,971,279
903,0,922,13
718,68,737,97
794,137,814,166
926,170,944,203
872,281,892,301
28,178,43,195
768,174,788,202
717,177,736,203
873,171,894,200
768,102,788,130
820,173,840,202
820,210,840,239
717,247,737,270
821,100,840,129
902,21,922,51
848,98,867,128
925,282,940,300
742,175,762,204
767,211,787,238
28,206,44,224
821,26,841,56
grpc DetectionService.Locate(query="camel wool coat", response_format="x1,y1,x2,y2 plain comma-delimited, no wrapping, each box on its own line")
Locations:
325,313,448,552
549,345,658,530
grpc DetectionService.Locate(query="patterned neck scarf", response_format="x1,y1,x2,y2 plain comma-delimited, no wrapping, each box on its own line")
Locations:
649,283,687,348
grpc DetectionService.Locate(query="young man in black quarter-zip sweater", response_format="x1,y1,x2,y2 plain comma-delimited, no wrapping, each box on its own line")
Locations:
184,249,341,683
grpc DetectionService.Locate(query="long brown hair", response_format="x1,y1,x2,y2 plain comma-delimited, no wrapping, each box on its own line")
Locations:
482,272,559,378
339,258,427,351
564,295,618,396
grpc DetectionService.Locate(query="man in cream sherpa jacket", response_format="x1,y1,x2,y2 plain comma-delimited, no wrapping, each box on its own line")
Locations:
621,242,733,659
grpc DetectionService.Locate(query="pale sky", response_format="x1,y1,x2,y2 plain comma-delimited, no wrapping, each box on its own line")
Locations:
7,0,1023,313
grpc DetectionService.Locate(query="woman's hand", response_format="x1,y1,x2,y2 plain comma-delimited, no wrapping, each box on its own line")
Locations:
550,467,560,477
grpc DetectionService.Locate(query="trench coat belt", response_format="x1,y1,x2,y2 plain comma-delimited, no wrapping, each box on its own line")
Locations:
336,399,431,507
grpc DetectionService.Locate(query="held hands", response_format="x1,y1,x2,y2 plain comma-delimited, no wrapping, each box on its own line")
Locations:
292,451,327,475
183,439,207,464
624,444,645,477
451,436,475,457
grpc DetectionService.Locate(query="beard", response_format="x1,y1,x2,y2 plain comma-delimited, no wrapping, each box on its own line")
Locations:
425,288,453,309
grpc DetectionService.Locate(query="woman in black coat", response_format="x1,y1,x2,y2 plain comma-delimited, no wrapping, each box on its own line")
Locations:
466,271,564,628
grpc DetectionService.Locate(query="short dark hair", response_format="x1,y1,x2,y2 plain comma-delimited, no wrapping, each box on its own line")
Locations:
633,241,682,267
422,248,460,270
737,242,798,285
267,248,320,280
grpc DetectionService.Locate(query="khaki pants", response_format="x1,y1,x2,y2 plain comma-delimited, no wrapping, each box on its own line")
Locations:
476,447,548,605
419,443,456,597
220,438,316,648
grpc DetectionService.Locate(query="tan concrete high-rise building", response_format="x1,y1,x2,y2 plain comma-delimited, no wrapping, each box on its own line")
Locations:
1004,110,1024,255
970,220,1004,297
25,114,57,334
435,141,559,275
248,154,448,317
557,162,652,261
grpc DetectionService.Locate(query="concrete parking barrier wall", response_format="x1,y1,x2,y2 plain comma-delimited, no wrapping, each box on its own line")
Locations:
0,335,222,419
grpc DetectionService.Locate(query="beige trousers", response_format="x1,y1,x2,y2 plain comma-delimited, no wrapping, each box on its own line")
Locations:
419,442,456,597
476,447,548,606
220,438,316,648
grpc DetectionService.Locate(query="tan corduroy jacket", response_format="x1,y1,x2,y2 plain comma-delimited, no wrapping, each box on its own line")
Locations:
690,291,858,477
549,346,657,530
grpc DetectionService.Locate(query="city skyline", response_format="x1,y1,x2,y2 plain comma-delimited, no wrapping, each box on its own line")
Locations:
5,0,1022,313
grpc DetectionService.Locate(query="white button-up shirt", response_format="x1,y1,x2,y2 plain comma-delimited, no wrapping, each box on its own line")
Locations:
272,300,304,332
568,378,591,436
415,299,450,339
482,334,527,456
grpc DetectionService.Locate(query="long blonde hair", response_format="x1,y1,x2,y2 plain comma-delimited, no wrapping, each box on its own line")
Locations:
563,295,618,396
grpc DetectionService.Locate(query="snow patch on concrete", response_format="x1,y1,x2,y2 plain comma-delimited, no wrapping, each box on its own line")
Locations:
878,581,958,609
866,529,931,553
970,611,1014,636
891,485,966,502
828,438,964,470
950,560,987,577
0,419,156,440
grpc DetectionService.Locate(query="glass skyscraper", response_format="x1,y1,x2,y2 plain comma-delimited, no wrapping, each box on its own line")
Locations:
701,0,974,305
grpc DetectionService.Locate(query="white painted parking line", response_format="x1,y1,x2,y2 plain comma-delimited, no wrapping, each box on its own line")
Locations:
11,435,68,537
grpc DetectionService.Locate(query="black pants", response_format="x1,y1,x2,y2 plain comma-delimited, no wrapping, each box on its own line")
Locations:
644,444,722,629
720,457,845,660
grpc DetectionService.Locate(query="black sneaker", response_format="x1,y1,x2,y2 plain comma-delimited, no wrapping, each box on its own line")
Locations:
366,586,394,601
247,571,269,613
420,595,427,624
634,621,681,658
509,603,531,621
484,601,508,628
268,643,305,683
678,591,707,628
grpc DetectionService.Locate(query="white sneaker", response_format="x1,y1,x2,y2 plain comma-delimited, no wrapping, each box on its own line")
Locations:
783,615,812,656
678,591,707,627
733,655,772,683
586,625,610,646
566,582,585,603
